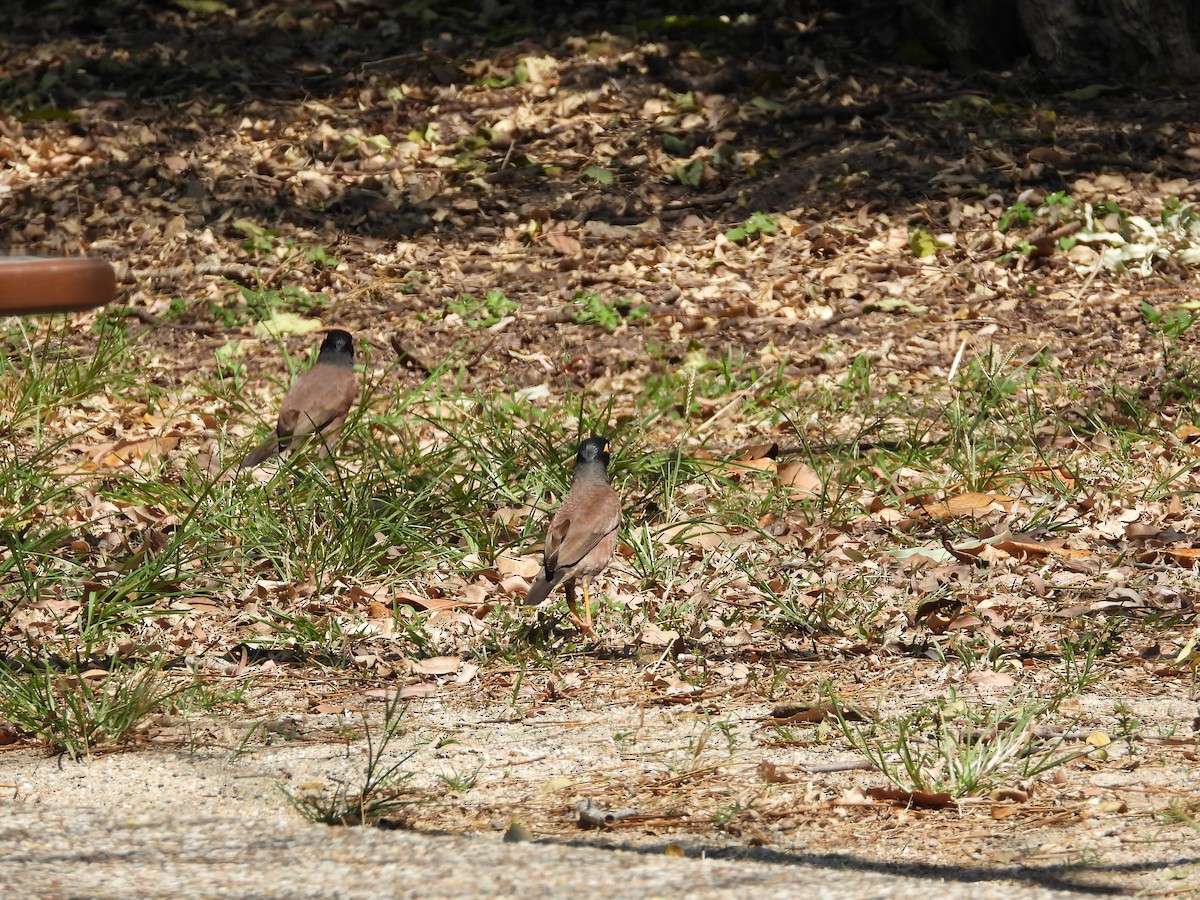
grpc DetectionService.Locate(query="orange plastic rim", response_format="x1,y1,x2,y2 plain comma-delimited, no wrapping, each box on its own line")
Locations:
0,256,116,316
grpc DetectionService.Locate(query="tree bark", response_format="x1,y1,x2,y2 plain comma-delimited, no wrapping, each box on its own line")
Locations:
890,0,1200,79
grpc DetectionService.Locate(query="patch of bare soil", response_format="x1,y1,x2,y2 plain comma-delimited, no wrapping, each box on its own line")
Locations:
3,1,1200,895
2,668,1197,895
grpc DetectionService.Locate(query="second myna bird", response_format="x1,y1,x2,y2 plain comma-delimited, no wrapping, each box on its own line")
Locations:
239,329,357,469
523,436,622,632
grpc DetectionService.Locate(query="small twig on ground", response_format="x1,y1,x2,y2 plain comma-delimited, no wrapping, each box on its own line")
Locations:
796,759,877,774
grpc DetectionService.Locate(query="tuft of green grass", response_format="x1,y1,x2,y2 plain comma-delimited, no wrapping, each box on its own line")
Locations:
569,291,648,331
446,290,517,328
0,657,200,760
825,685,1095,798
0,316,135,434
724,211,779,244
281,691,422,826
437,761,484,792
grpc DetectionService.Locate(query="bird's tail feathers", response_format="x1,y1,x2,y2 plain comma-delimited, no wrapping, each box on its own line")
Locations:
522,575,554,607
238,412,344,471
239,438,284,470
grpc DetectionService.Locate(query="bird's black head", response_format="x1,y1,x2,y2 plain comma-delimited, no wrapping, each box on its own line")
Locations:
318,329,355,365
576,435,611,467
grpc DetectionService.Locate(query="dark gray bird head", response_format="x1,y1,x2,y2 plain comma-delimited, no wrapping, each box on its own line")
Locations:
575,435,611,471
318,329,355,367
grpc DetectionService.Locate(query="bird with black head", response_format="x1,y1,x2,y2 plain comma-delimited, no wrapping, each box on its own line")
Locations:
239,329,357,469
523,436,622,635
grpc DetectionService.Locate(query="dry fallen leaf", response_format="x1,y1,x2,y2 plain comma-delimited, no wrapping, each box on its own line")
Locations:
1160,548,1200,567
777,460,822,497
992,534,1092,559
866,788,956,809
989,787,1029,803
638,622,681,647
758,761,799,784
918,492,1017,518
410,655,461,676
545,231,582,256
496,553,541,578
765,704,840,724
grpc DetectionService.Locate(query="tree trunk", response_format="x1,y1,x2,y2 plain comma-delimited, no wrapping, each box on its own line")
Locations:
892,0,1200,79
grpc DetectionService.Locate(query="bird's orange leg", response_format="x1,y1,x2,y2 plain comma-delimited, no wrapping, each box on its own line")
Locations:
565,581,596,638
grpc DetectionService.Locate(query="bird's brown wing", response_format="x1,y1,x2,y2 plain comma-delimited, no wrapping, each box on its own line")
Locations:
544,488,621,577
276,364,357,441
240,365,356,469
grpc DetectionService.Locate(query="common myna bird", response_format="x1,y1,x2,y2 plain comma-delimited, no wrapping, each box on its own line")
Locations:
239,329,357,469
523,436,622,633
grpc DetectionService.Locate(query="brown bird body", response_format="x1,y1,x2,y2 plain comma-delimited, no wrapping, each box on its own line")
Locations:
523,436,621,632
239,329,357,469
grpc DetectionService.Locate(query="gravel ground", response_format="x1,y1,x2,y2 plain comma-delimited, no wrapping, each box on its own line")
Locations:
3,693,1194,898
1,801,1092,900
